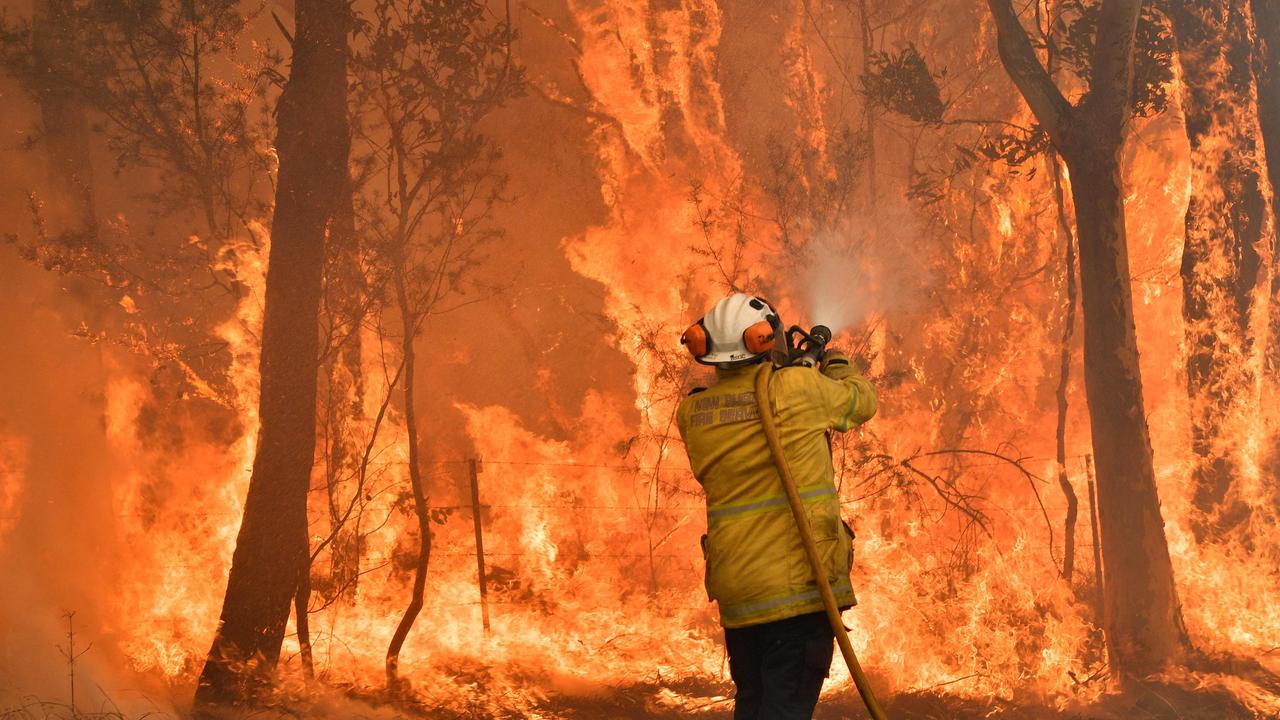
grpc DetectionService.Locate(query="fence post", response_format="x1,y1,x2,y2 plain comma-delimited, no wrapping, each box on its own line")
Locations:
469,457,491,633
1085,453,1107,665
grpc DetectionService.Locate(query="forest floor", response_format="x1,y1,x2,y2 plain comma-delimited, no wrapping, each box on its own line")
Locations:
328,667,1278,719
528,679,1271,720
0,690,1268,720
3,667,1277,719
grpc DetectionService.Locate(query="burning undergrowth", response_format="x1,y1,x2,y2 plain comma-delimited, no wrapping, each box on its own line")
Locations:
1,0,1280,717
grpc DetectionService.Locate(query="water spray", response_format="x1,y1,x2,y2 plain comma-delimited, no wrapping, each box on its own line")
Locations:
799,231,867,337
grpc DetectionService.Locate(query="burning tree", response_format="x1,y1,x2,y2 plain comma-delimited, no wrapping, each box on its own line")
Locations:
3,0,278,241
1,0,281,399
194,0,350,706
6,0,1280,716
27,0,96,239
986,0,1190,677
345,0,521,688
1256,0,1280,453
1169,0,1275,544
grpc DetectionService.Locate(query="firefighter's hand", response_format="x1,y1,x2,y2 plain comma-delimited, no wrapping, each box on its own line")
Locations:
820,349,851,370
819,348,867,381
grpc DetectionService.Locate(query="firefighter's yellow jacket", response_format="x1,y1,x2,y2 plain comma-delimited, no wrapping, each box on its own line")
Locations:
676,353,877,628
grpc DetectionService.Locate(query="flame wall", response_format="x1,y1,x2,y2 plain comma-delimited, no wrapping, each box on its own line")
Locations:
1,0,1279,716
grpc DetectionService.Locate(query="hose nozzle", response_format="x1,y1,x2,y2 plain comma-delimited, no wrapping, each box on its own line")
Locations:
810,324,832,348
786,324,831,367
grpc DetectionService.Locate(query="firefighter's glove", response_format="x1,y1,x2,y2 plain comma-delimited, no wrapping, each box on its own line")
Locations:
820,349,856,380
821,349,850,369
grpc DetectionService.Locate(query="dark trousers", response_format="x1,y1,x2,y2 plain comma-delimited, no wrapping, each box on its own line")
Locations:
724,611,834,720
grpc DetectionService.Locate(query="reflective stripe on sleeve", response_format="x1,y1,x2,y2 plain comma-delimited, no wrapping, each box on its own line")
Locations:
836,384,859,431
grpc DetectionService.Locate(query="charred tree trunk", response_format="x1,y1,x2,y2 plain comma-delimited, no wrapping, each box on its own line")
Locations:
1170,0,1273,542
384,266,432,689
323,347,364,602
294,573,314,679
1256,0,1280,230
31,0,95,239
1051,151,1080,582
987,0,1190,677
323,178,365,603
194,0,349,707
1046,27,1080,584
856,0,877,224
1251,0,1280,510
1063,143,1190,674
298,181,362,679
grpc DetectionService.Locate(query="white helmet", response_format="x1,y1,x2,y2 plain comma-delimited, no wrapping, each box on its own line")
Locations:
680,293,779,366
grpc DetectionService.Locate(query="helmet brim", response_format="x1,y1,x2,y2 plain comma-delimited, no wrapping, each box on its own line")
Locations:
698,350,768,367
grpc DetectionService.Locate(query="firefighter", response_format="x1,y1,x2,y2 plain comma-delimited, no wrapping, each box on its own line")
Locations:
676,293,877,720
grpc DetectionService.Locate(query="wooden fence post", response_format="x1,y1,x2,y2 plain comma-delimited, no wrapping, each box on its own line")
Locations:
469,457,490,633
1086,453,1108,666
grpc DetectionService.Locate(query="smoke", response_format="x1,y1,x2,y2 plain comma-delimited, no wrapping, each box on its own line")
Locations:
0,261,135,710
788,213,929,341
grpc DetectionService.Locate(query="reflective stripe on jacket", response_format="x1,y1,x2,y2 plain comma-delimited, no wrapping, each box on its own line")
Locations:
677,353,877,628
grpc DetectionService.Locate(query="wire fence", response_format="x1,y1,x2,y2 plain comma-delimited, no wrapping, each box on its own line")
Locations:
0,450,1116,643
0,450,1100,525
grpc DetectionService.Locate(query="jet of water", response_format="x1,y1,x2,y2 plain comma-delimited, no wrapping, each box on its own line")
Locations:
799,232,867,336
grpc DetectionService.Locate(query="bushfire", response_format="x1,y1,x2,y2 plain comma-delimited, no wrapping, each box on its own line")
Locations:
1,0,1279,718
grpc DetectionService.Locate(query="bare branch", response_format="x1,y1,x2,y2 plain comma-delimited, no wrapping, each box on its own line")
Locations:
986,0,1073,143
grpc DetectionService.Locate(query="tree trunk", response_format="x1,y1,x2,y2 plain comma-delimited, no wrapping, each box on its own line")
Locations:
31,0,96,239
324,178,364,603
987,0,1190,677
294,574,314,679
1050,151,1080,582
855,0,877,225
1170,0,1273,541
1064,143,1190,675
194,0,349,707
1256,0,1280,229
1251,0,1280,508
385,267,432,689
1046,26,1080,584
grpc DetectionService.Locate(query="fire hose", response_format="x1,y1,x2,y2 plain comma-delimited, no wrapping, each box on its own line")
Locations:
754,362,888,720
